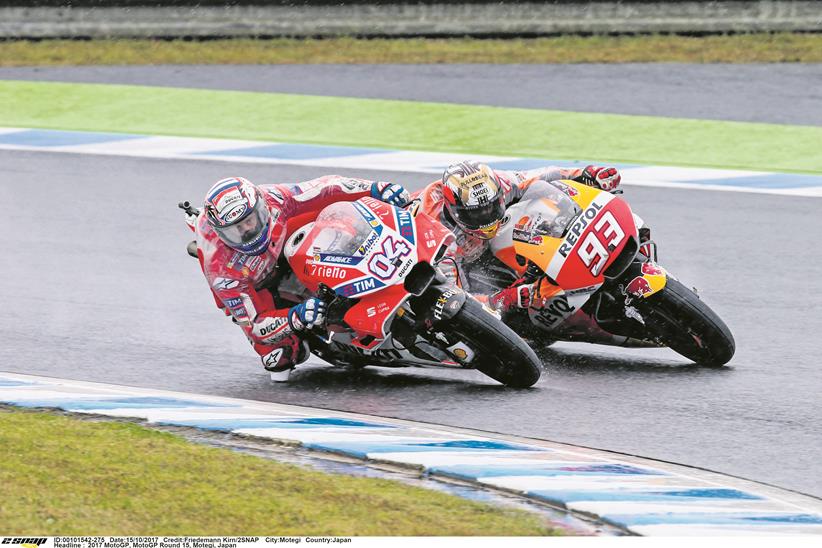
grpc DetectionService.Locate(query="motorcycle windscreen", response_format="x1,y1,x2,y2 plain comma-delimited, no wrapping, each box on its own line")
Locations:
309,202,376,256
508,181,582,271
517,180,582,237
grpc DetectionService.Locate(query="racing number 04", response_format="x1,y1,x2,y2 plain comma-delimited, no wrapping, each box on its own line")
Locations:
577,211,625,276
368,236,412,280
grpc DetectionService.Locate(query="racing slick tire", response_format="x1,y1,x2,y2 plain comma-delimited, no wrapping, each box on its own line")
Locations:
640,278,735,366
445,297,542,388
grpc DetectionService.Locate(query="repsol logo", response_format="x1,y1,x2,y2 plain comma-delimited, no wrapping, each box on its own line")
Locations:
534,296,575,329
2,540,47,546
558,202,603,258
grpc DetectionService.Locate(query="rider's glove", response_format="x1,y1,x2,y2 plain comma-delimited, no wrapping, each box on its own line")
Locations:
577,165,621,192
489,283,534,313
371,181,411,207
288,298,327,332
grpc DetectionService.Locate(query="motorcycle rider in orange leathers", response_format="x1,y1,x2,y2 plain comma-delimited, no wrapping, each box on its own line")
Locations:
414,161,622,312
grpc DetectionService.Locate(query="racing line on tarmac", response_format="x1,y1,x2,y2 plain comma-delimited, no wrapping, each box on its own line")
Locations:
2,371,822,537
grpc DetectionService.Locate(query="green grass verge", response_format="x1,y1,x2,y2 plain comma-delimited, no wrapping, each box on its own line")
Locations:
2,34,822,65
1,80,820,173
0,407,557,535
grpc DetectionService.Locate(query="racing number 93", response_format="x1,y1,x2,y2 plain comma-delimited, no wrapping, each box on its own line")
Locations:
368,236,412,280
577,211,625,276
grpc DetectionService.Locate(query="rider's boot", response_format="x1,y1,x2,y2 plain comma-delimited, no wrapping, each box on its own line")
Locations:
261,347,293,383
269,368,293,383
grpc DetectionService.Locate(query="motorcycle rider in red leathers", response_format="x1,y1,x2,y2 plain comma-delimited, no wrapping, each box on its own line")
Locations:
415,161,622,312
194,175,410,382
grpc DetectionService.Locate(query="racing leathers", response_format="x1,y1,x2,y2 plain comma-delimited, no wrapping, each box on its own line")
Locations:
415,165,623,310
194,176,403,373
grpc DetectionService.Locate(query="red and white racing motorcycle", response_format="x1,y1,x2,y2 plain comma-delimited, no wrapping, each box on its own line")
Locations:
181,196,542,387
282,196,541,387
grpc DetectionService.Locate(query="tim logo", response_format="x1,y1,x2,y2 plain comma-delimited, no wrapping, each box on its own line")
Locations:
2,540,47,548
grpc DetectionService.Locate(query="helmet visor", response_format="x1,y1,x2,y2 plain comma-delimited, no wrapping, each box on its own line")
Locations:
454,198,505,231
214,197,271,249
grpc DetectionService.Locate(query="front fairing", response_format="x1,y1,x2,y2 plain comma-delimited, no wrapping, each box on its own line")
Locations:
286,197,452,339
495,180,639,290
490,180,640,333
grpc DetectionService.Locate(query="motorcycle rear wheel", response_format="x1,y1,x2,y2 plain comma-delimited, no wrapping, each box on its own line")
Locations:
639,278,735,366
443,297,542,388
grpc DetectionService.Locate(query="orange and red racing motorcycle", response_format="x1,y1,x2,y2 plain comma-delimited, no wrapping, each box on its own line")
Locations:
471,179,735,365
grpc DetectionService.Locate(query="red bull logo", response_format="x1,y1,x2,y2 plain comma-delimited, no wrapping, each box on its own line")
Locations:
641,262,665,276
626,276,653,297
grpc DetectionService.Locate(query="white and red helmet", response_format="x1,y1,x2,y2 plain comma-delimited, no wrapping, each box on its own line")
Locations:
204,177,284,256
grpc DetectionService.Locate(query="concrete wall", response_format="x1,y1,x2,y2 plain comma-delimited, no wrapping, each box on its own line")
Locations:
1,1,820,38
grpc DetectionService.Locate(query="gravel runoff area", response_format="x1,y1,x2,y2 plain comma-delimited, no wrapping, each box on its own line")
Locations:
1,63,821,126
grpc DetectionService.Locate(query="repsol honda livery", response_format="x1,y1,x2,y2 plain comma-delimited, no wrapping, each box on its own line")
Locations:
474,179,735,365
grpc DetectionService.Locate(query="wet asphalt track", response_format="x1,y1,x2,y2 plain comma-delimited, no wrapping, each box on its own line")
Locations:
1,64,821,497
1,150,821,497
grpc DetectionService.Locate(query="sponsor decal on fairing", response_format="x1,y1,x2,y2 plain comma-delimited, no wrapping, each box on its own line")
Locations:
335,276,385,297
545,191,615,280
395,208,415,245
317,253,363,266
532,293,576,330
309,264,349,280
550,179,579,197
353,200,380,227
355,230,381,257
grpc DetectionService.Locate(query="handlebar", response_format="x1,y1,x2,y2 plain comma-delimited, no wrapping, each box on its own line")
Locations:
316,283,338,305
178,201,200,217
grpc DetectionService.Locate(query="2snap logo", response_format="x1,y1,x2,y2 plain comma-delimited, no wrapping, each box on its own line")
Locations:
212,277,240,290
2,540,47,548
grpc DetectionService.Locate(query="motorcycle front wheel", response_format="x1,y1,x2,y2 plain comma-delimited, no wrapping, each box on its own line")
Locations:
442,297,542,388
639,278,735,366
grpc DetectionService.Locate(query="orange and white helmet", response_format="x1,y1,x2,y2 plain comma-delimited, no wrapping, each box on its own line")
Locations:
441,161,505,240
